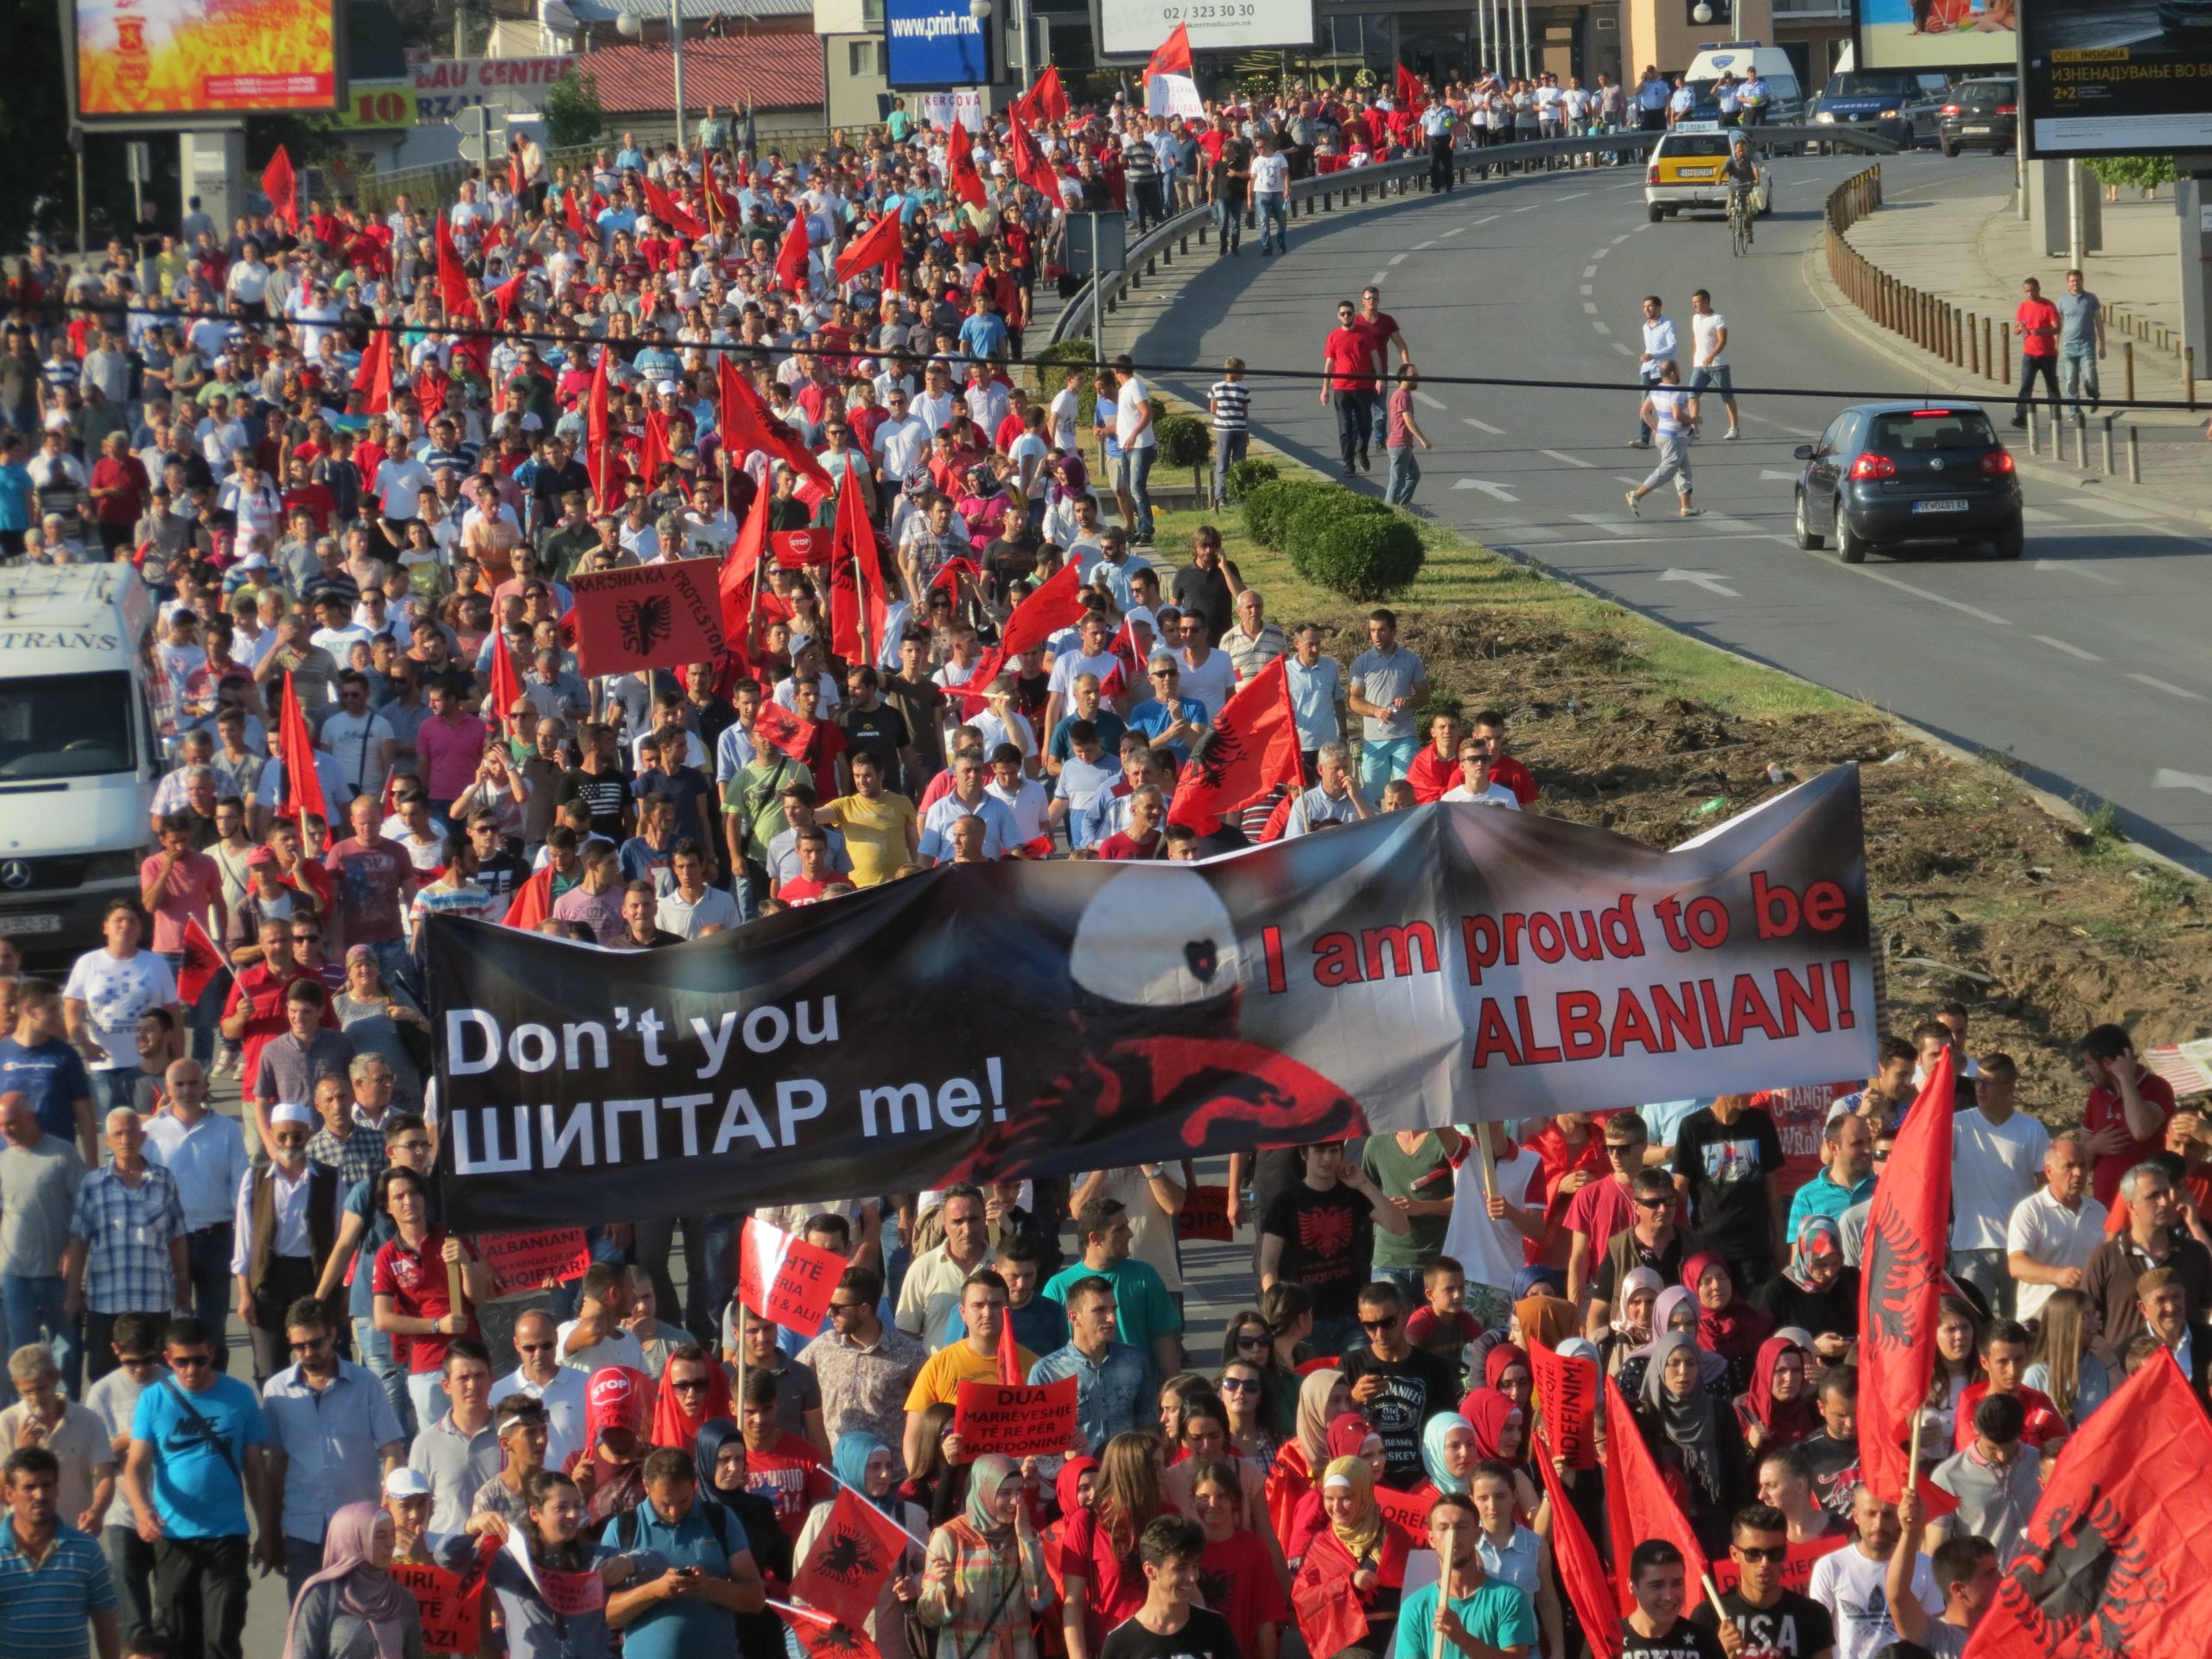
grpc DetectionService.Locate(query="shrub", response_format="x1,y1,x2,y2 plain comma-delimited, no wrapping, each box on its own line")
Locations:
1284,487,1394,560
1224,456,1279,502
1030,338,1096,392
1242,478,1334,550
1295,512,1427,601
1156,414,1211,472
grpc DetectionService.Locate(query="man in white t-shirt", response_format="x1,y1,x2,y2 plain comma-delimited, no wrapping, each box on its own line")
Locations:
1808,1486,1940,1659
557,1262,647,1375
317,672,397,803
493,1308,588,1469
1250,137,1293,255
1046,367,1084,454
1440,743,1522,810
1044,612,1121,752
1111,354,1157,547
1948,1053,2049,1319
1687,288,1742,440
1438,1123,1543,1325
2004,1135,2106,1325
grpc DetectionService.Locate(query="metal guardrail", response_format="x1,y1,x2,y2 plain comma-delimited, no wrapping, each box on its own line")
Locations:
1046,123,1897,353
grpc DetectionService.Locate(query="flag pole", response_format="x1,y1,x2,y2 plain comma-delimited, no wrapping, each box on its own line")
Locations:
1475,1121,1499,1206
1905,1409,1924,1494
1431,1522,1459,1659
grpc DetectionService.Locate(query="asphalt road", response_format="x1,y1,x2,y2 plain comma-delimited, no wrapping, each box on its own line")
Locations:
1126,152,2212,873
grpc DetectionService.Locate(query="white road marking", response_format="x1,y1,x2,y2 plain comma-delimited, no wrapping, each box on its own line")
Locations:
1454,478,1521,501
1414,391,1449,410
1572,513,1642,536
1371,272,1390,285
1414,240,1436,250
2031,557,2119,584
2032,634,2102,661
1759,469,1799,482
1388,253,1408,265
1580,284,1593,296
2069,496,2161,521
1471,215,1499,226
1613,342,1636,356
1592,320,1612,334
1592,247,1611,260
1443,226,1467,236
1659,569,1743,597
1463,417,1506,435
1582,265,1599,278
1559,191,1588,200
2019,507,2068,524
1852,570,2012,625
2154,769,2212,795
1611,232,1633,244
1583,302,1599,314
2131,674,2208,702
1541,448,1595,468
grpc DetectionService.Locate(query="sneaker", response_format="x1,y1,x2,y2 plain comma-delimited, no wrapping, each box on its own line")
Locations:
1678,506,1703,518
1630,438,1651,449
1724,428,1740,441
1624,490,1641,518
2009,416,2026,429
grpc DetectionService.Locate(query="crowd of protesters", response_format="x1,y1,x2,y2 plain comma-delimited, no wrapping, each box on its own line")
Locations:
0,57,2209,1659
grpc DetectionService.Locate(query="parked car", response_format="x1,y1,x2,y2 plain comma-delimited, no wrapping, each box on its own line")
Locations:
1939,79,2018,156
1792,403,2023,563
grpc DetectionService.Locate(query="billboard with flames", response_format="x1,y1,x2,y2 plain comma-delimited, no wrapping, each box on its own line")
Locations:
75,0,341,122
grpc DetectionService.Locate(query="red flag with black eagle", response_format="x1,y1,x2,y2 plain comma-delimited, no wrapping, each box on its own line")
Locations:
720,481,773,652
826,475,886,667
790,1491,915,1633
833,211,904,289
717,356,836,494
1166,656,1301,833
1144,21,1192,83
1535,1450,1622,1659
488,632,524,736
175,917,226,1007
1395,62,1426,108
277,671,328,827
356,327,396,415
584,350,620,512
261,145,298,231
774,1603,881,1659
1097,614,1145,701
1858,1046,1956,1503
944,559,1084,709
945,118,988,208
776,213,812,292
1963,1349,2212,1659
1028,64,1070,123
1600,1373,1711,1616
434,213,472,317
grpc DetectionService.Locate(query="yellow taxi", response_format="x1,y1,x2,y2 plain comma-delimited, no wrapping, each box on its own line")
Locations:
1644,124,1776,222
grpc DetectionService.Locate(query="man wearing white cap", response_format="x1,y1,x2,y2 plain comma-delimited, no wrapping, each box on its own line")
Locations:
229,1101,345,1383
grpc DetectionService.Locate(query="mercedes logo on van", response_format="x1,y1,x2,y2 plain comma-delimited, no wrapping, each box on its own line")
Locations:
0,860,29,890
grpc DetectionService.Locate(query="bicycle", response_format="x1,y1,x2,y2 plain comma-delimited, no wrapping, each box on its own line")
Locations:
1727,185,1754,257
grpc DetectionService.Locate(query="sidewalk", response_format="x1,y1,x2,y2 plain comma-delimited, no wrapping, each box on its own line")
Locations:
1823,175,2212,526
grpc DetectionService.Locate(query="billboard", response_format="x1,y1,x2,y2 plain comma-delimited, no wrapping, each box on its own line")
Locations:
884,0,993,90
2020,3,2212,156
1853,0,2017,71
410,56,578,124
1096,0,1316,61
74,0,340,121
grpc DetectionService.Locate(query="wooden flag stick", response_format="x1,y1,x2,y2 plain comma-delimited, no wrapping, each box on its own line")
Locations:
1906,1408,1925,1494
1474,1122,1499,1205
1432,1522,1460,1659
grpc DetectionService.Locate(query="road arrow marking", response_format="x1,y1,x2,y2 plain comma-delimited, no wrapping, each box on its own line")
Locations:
2154,769,2212,795
1658,569,1742,597
1453,479,1520,501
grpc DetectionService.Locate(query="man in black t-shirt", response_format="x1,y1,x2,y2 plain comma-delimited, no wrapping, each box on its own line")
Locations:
561,722,636,842
1258,1141,1405,1354
1695,1504,1838,1658
1673,1094,1789,1291
1621,1540,1725,1659
841,666,916,788
1098,1515,1243,1659
465,812,528,902
1336,1280,1459,1487
1799,1370,1862,1520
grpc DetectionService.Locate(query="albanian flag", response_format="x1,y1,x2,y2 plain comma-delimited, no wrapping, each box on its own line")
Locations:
585,350,619,512
1168,656,1301,833
176,916,226,1007
1144,21,1192,83
643,175,707,239
1964,1350,2212,1659
790,1489,915,1633
834,211,903,289
1395,62,1426,108
1536,1451,1621,1659
945,118,988,209
827,476,886,668
356,327,396,415
721,481,772,650
261,145,298,231
776,213,812,293
1027,64,1070,124
488,630,524,734
753,700,816,765
774,1603,880,1659
504,867,556,931
1858,1046,1956,1503
434,213,472,318
277,671,328,827
717,356,836,495
1601,1374,1711,1617
1004,108,1063,201
946,560,1085,709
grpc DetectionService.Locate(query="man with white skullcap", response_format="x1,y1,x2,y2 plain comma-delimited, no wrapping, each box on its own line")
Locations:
231,1102,346,1382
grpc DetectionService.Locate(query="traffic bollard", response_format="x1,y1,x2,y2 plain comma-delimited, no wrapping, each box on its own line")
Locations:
2127,425,2141,484
2101,415,2115,476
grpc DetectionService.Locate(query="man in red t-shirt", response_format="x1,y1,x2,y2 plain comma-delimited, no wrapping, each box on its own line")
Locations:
739,1371,831,1539
1404,712,1462,803
2081,1023,2176,1207
1468,710,1537,806
776,829,851,906
1351,286,1411,456
1564,1110,1654,1302
1319,301,1382,477
88,432,149,555
2012,276,2061,430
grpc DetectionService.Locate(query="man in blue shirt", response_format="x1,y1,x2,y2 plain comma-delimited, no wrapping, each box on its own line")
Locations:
122,1316,269,1659
598,1447,766,1659
1124,658,1210,766
0,1446,118,1659
1027,1274,1147,1453
0,981,98,1166
1785,1112,1879,1239
957,294,1009,363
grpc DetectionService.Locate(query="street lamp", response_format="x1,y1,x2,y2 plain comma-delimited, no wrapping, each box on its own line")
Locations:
614,3,684,140
966,0,1027,90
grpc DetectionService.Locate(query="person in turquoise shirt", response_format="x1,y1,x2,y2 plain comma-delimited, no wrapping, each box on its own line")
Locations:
1041,1196,1182,1384
0,433,33,557
1391,1493,1540,1659
597,1446,766,1659
1785,1113,1878,1241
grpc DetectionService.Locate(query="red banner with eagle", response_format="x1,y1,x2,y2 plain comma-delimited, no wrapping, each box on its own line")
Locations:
1857,1046,1955,1503
567,563,727,679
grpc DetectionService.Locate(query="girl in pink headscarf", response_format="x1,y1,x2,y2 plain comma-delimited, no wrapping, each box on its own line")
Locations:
283,1501,424,1659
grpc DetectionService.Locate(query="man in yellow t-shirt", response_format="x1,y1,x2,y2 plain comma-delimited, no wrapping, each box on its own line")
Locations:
822,750,920,886
900,1268,1037,1474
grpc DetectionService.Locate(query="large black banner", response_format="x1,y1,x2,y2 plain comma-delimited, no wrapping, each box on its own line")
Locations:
428,767,1875,1230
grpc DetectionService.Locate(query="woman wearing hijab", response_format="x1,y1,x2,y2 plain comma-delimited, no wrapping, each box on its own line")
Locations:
1634,1330,1750,1554
1289,1451,1408,1659
1462,1389,1541,1520
649,1342,734,1454
1599,1266,1663,1380
1286,1414,1385,1563
1419,1412,1478,1498
1619,1284,1731,1402
1041,1455,1098,1606
797,1434,925,1644
919,1453,1052,1659
1513,1293,1579,1355
1751,1215,1861,1366
1735,1335,1819,1453
1460,1342,1532,1421
283,1502,426,1659
1683,1251,1776,1396
696,1420,792,1659
1264,1367,1350,1541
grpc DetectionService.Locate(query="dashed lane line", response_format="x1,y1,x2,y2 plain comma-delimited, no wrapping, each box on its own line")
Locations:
2129,674,2208,702
2033,635,2102,662
1541,449,1595,468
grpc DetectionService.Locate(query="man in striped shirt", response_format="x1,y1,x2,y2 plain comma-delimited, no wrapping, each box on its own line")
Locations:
0,1444,120,1659
1206,359,1251,510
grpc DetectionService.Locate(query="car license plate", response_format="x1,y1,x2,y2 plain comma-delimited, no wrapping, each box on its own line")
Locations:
1678,168,1714,178
1964,124,1991,133
0,913,62,935
1914,499,1970,512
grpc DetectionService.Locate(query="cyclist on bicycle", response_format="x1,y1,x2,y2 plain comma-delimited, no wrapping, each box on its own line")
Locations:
1722,134,1761,244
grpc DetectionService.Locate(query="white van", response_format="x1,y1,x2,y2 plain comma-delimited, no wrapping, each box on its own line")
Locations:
1682,42,1806,124
0,566,162,964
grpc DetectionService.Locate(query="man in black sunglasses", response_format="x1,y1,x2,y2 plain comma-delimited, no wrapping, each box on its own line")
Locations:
1338,1279,1457,1487
1693,1501,1836,1657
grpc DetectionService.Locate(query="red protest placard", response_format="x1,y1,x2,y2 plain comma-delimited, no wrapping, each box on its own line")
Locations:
393,1560,482,1655
739,1215,843,1332
568,563,727,677
772,528,830,568
475,1230,592,1300
1529,1340,1599,1471
1179,1184,1234,1242
953,1376,1079,1459
1373,1481,1432,1547
1708,1534,1845,1599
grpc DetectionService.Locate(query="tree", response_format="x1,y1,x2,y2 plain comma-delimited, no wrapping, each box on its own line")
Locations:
543,68,603,151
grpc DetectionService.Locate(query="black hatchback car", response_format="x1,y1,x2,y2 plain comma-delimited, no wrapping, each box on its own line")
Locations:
1939,79,2018,156
1793,403,2023,562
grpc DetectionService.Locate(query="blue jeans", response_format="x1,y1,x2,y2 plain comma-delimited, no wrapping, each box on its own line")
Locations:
0,1274,77,1402
1213,429,1248,506
354,1315,416,1440
1212,197,1243,248
1255,194,1288,251
182,1228,234,1371
1371,397,1390,453
1386,447,1421,505
1120,446,1156,541
90,1068,143,1116
1360,734,1419,795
